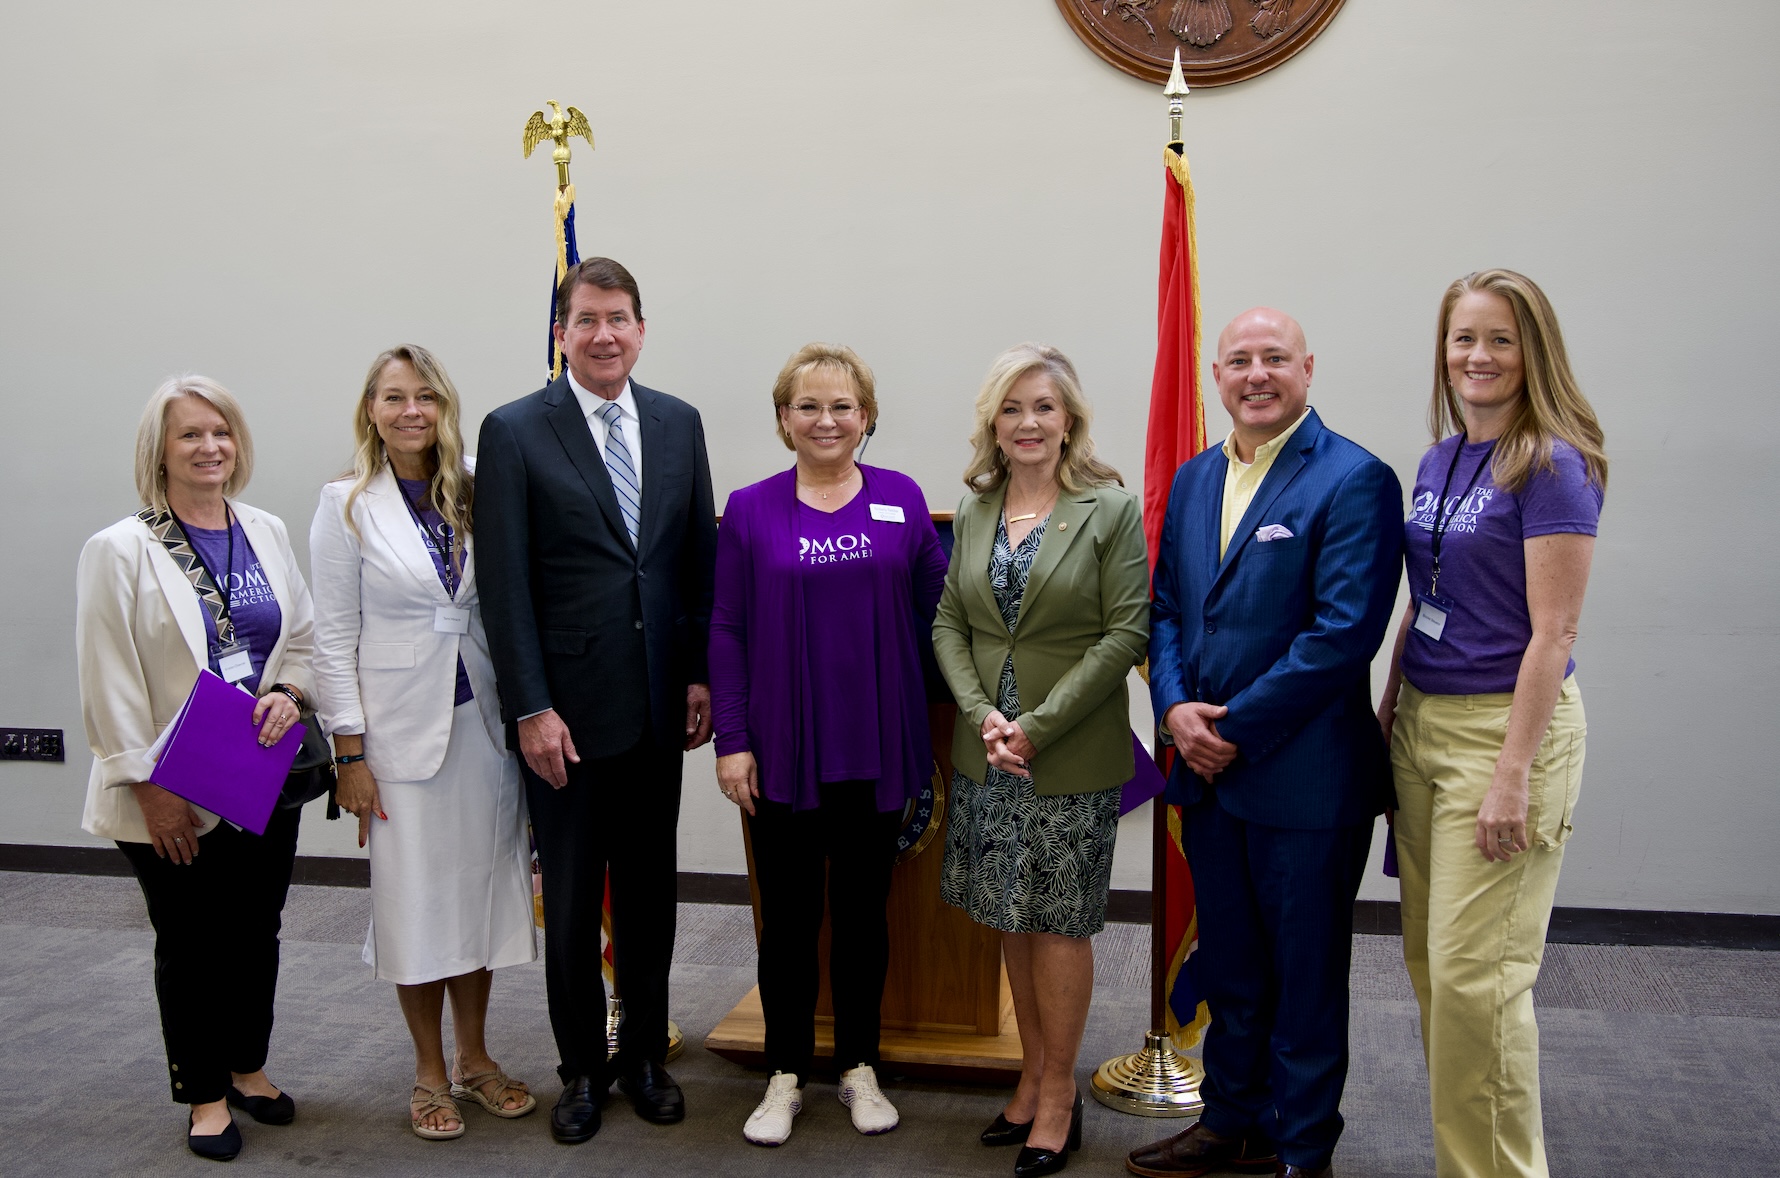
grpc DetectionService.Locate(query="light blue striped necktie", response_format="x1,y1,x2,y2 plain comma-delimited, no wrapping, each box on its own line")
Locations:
596,400,641,545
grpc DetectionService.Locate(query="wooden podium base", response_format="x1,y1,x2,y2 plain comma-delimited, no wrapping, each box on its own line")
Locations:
704,976,1023,1085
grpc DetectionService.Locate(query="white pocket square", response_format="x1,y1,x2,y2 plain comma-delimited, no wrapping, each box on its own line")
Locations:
1255,524,1295,542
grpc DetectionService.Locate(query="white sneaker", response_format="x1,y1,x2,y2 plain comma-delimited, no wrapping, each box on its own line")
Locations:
743,1072,803,1146
837,1064,899,1135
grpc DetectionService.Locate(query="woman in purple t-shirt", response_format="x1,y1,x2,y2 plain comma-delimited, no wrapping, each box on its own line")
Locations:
75,377,313,1162
1376,270,1607,1178
709,343,948,1146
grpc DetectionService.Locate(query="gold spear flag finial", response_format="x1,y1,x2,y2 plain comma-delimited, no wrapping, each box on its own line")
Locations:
523,99,594,190
1163,49,1190,149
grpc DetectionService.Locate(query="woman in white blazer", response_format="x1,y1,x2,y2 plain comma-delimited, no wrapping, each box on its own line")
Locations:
309,345,536,1140
76,375,314,1162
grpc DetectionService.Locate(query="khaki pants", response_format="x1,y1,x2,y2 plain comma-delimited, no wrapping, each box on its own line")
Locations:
1391,678,1585,1178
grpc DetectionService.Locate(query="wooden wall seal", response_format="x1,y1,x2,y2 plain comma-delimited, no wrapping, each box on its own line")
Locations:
1056,0,1348,86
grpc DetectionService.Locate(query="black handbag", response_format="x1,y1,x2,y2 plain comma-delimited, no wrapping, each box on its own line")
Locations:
279,716,339,818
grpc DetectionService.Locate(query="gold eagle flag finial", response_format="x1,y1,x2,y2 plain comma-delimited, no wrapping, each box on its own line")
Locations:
523,100,594,190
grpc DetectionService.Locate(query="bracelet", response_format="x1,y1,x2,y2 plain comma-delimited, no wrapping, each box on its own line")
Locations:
269,684,303,709
334,753,366,765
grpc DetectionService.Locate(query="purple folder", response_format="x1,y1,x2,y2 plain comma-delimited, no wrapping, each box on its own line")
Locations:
1118,731,1169,817
149,670,304,836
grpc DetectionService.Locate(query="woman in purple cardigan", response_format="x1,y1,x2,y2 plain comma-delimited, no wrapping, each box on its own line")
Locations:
709,342,947,1148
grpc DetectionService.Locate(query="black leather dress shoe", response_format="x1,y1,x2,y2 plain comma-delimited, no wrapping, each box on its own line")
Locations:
226,1085,295,1125
550,1075,601,1144
617,1059,685,1124
1276,1164,1331,1177
981,1110,1033,1146
187,1111,243,1161
1125,1120,1277,1177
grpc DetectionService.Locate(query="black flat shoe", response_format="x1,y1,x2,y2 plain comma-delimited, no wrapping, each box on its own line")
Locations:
981,1110,1033,1146
187,1111,242,1162
1068,1089,1083,1151
227,1085,295,1125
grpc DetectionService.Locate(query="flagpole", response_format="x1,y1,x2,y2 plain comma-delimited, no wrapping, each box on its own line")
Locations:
1089,49,1205,1118
521,99,682,1063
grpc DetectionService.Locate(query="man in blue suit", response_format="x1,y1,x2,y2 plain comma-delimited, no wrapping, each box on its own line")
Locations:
1126,308,1403,1178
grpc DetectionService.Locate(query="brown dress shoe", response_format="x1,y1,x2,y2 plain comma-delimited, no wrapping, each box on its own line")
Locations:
1125,1120,1278,1177
1276,1164,1332,1177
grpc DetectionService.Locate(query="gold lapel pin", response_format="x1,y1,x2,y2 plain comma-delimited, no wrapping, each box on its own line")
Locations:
1058,521,1068,531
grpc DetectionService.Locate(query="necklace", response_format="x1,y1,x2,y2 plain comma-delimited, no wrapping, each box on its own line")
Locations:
1006,488,1058,525
799,465,858,501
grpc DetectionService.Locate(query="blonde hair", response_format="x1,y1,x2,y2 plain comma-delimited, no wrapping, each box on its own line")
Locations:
134,375,254,514
1431,269,1608,493
341,346,474,575
962,343,1122,494
769,342,878,450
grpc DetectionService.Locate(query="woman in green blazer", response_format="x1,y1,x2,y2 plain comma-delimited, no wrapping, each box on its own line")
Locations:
933,343,1149,1177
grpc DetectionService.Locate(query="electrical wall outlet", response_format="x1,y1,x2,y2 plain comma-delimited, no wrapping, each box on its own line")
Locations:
0,729,65,762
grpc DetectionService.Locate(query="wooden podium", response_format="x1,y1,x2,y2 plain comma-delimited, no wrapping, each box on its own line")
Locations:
703,702,1023,1083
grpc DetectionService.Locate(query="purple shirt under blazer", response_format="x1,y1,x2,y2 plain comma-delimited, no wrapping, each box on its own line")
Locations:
709,465,947,813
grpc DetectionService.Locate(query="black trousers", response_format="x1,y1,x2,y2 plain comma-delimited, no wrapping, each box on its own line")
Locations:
118,805,301,1106
525,736,682,1083
747,781,903,1085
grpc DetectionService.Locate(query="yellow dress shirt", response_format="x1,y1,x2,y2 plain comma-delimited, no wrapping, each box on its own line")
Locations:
1219,408,1312,559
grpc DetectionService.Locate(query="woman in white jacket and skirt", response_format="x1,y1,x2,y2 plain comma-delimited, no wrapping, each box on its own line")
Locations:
309,345,536,1140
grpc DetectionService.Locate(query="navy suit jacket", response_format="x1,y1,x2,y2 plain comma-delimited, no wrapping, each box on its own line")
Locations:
475,377,717,759
1149,409,1403,830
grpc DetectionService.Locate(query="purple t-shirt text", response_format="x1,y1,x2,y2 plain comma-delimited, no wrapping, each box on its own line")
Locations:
184,519,282,695
1402,438,1602,695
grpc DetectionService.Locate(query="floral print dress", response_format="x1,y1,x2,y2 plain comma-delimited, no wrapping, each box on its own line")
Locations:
939,514,1121,937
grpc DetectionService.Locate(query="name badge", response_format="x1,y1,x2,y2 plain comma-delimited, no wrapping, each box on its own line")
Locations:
216,643,254,684
1412,592,1451,642
434,606,471,635
869,503,905,523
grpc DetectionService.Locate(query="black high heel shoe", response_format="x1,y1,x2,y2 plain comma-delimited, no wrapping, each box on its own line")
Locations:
187,1110,243,1162
982,1110,1033,1147
1012,1091,1083,1177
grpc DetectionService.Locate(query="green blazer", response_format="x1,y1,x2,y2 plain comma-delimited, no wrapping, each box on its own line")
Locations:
933,481,1150,796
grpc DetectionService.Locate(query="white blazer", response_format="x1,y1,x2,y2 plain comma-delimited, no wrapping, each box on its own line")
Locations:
76,502,316,843
309,464,504,784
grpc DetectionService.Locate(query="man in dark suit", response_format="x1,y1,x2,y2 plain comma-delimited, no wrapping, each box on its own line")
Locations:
476,257,717,1143
1127,309,1403,1178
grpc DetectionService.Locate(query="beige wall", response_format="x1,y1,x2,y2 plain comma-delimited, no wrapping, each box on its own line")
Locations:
2,1,1775,913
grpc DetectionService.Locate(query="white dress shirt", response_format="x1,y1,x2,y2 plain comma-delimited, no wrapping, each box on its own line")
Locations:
567,372,644,487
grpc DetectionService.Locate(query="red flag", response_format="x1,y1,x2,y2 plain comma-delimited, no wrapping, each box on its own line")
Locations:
1144,145,1211,1052
1142,149,1210,575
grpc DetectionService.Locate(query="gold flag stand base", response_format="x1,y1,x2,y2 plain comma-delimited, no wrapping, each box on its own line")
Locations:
1090,1030,1204,1117
604,998,685,1063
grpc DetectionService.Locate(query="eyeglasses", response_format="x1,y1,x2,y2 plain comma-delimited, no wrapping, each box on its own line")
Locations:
788,401,860,420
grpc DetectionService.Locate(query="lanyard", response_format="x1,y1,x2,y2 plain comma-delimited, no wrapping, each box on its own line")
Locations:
172,505,237,643
398,478,458,597
1428,437,1495,598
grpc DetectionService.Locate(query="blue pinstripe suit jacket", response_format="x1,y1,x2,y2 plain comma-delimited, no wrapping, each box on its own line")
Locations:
1150,409,1404,829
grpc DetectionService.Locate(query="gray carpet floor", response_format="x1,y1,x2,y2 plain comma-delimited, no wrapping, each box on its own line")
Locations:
2,871,1776,1176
